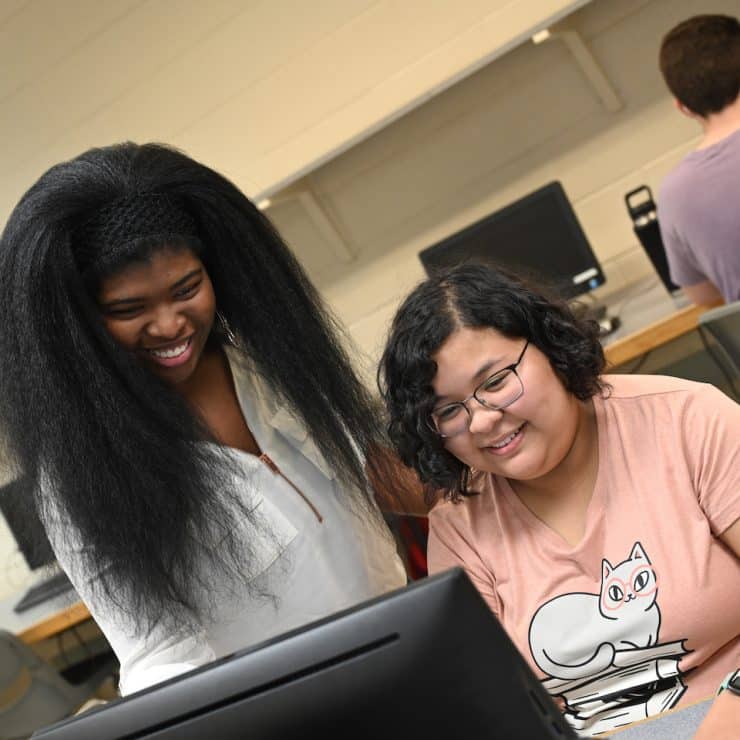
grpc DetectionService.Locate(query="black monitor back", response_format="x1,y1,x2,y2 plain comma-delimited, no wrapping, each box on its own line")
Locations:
33,569,574,739
419,180,605,299
0,476,55,570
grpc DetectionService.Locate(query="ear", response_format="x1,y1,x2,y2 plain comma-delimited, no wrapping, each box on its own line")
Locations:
674,98,692,115
602,559,613,580
674,98,703,122
630,542,650,563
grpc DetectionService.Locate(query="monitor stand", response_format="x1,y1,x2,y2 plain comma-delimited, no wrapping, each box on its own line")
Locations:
596,314,621,337
570,300,621,338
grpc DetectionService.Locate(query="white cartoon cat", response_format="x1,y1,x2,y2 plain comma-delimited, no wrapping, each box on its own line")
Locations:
528,541,660,680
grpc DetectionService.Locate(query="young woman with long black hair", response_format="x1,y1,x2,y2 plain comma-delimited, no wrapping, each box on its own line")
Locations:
0,142,411,694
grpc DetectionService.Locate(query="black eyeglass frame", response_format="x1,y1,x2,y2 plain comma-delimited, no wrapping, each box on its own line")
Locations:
429,341,530,438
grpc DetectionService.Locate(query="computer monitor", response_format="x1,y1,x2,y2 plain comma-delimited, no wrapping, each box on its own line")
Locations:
0,475,56,570
419,181,606,300
33,569,575,740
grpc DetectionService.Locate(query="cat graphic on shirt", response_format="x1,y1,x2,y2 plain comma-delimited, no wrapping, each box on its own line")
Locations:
528,541,661,680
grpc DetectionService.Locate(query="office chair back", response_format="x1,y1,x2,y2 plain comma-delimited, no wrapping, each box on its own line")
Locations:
0,630,115,740
698,300,740,398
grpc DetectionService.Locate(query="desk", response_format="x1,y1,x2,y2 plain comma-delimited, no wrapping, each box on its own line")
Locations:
599,278,721,367
0,588,91,644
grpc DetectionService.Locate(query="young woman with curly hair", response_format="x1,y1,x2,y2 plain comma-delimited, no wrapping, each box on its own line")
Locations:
0,142,412,695
379,263,739,737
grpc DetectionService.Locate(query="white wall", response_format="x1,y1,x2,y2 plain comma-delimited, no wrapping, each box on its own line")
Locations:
266,0,740,383
0,450,32,601
0,0,585,224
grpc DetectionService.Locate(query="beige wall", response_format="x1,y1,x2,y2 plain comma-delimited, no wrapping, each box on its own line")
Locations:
0,445,29,600
0,0,585,224
266,0,740,383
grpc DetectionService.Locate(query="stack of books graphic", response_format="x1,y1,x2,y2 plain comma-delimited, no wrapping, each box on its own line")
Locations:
542,641,688,737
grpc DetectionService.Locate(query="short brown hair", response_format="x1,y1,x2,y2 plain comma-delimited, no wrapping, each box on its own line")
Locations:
659,14,740,116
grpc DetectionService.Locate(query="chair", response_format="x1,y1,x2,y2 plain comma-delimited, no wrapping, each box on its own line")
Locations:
698,300,740,399
0,630,117,740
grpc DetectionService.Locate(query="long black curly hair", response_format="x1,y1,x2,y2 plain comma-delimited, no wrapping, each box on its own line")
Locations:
378,263,607,501
0,142,391,633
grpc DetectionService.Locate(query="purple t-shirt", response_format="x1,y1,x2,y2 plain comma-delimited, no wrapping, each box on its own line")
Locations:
657,129,740,302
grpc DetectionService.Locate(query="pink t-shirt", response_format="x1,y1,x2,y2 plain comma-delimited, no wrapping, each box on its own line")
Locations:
428,375,740,736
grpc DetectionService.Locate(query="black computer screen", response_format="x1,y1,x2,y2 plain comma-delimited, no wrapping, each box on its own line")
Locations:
33,569,575,740
0,476,55,570
419,181,605,299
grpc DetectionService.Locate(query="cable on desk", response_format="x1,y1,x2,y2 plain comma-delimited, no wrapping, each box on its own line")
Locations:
56,631,71,669
71,623,94,660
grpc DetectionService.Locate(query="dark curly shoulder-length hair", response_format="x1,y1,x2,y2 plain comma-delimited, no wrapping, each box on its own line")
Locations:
378,263,607,501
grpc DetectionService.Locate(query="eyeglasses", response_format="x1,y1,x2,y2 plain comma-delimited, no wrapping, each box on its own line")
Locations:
429,341,529,438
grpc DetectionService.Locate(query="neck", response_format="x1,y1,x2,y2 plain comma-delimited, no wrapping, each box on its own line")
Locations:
510,398,598,510
696,97,740,149
175,342,228,404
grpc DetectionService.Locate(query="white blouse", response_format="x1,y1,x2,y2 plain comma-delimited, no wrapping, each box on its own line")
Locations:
46,350,406,695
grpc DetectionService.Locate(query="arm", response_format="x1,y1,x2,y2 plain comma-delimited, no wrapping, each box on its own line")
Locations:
42,498,215,695
682,280,724,306
656,188,719,305
693,518,740,739
427,507,501,615
367,447,436,516
693,689,739,740
693,518,740,738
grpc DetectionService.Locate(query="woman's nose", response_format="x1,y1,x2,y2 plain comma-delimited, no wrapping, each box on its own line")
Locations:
466,401,504,435
146,306,186,339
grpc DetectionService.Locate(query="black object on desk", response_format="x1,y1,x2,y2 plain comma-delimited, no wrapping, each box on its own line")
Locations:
14,571,76,613
32,569,576,740
625,185,680,294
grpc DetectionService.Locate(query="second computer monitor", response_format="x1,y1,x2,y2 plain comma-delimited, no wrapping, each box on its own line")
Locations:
419,181,605,300
0,476,56,571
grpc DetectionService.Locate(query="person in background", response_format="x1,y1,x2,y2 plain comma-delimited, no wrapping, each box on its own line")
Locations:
0,142,418,695
379,264,739,737
657,14,740,305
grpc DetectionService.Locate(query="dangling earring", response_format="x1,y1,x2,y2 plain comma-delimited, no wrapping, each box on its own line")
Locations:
215,310,238,346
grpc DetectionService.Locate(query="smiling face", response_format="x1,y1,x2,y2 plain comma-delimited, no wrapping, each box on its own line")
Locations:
97,246,216,386
431,326,583,483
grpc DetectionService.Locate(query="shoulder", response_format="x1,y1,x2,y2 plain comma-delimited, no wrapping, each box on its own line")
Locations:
659,155,694,196
599,374,739,429
428,471,494,534
601,373,719,402
225,346,340,481
658,154,705,223
427,496,478,573
225,346,270,407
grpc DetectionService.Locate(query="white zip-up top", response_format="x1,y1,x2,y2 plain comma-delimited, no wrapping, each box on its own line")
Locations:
45,349,406,694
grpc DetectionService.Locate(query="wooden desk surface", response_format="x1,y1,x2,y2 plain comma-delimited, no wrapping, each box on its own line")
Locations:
598,278,721,368
16,600,92,644
0,585,93,645
603,301,716,367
